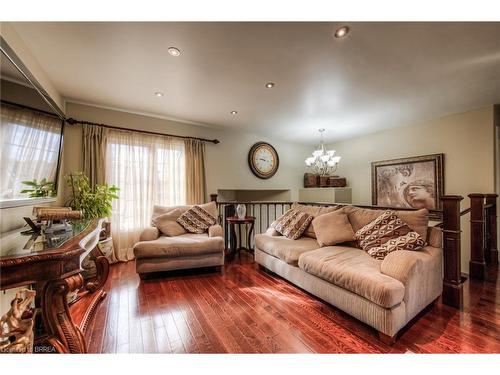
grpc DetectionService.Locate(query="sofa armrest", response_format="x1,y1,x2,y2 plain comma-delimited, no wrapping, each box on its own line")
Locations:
209,224,223,238
381,246,443,320
264,227,281,236
139,227,160,242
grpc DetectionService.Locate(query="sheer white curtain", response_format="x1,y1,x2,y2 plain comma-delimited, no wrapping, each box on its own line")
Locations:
106,129,186,260
0,105,62,200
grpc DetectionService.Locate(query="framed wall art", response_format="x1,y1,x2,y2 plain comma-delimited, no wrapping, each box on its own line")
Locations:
371,154,444,216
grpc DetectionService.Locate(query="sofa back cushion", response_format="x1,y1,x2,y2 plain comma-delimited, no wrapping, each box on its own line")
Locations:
342,206,429,241
273,209,314,240
152,208,187,237
290,203,342,238
177,205,217,234
312,210,355,247
152,201,218,225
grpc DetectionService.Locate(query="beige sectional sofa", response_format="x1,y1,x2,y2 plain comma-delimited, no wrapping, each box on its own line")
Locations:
254,203,443,343
134,203,225,277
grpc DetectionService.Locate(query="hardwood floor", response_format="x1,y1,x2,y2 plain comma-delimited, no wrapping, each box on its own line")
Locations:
85,253,500,353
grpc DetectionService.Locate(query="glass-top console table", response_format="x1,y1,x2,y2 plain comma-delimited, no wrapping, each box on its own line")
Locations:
0,218,109,353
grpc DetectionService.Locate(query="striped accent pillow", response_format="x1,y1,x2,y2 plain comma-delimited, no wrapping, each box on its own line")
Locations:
177,205,217,234
273,209,313,240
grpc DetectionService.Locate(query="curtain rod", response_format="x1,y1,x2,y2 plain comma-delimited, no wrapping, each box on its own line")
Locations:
1,100,62,120
65,118,220,144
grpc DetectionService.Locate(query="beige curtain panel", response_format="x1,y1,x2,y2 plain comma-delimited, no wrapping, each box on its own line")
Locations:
185,138,207,205
82,124,109,187
106,129,186,261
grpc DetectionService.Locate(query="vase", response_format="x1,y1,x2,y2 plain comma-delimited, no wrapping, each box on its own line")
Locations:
236,204,246,219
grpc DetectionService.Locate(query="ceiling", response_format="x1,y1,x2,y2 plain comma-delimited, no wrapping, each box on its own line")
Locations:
9,22,500,144
1,52,27,82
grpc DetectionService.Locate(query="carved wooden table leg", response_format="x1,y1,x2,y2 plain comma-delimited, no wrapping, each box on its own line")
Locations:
230,222,237,259
85,245,110,293
42,274,87,353
247,221,255,253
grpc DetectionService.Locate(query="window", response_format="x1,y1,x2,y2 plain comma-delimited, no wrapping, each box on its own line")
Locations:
106,129,185,260
0,104,63,201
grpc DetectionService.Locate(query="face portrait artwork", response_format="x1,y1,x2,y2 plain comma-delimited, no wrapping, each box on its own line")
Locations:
374,160,438,210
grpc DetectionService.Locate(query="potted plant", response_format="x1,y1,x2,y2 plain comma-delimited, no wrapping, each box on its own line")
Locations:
21,178,56,198
65,172,119,219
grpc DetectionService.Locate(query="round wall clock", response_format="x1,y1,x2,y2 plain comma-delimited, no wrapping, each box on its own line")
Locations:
248,142,279,179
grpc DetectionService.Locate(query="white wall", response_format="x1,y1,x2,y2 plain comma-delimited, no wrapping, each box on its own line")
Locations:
329,106,496,273
0,23,64,112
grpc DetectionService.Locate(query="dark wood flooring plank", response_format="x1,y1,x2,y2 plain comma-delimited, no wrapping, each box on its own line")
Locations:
85,254,500,354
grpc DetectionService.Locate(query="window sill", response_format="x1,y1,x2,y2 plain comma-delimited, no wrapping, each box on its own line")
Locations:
0,197,57,209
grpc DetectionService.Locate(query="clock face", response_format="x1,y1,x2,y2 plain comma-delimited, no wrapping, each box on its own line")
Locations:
248,142,279,179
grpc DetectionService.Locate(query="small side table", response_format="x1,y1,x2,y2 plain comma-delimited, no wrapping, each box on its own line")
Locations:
226,216,256,259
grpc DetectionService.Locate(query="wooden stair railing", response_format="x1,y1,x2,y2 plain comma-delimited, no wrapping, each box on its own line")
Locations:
469,194,487,279
485,194,498,266
469,193,498,279
441,196,464,308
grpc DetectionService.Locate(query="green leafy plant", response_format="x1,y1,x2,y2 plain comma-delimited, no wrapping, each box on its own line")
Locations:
65,172,119,219
21,178,56,198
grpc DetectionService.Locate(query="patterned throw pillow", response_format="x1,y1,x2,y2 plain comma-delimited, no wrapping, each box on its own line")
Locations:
177,205,217,234
354,210,425,260
367,232,426,260
273,209,313,240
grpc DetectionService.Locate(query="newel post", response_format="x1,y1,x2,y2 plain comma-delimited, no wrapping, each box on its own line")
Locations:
468,194,486,279
441,195,464,308
485,194,498,265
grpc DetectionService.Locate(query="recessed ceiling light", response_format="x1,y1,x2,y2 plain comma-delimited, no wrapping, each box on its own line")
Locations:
265,82,275,89
230,111,238,115
167,47,181,57
334,26,350,39
154,92,164,97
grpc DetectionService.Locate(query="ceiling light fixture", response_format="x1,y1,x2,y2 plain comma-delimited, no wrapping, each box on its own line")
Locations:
154,92,164,97
334,26,350,39
265,82,275,89
230,111,238,115
305,129,341,176
167,47,181,56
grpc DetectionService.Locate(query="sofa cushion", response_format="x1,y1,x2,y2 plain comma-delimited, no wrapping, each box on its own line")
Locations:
255,233,320,265
273,209,313,240
290,203,343,239
312,210,355,247
152,204,191,223
367,231,425,260
298,246,405,308
342,206,429,241
152,208,187,237
152,201,218,224
354,210,425,260
355,210,412,249
291,203,321,238
177,205,217,234
133,233,224,259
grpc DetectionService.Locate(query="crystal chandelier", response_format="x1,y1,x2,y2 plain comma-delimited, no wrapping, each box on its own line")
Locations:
305,129,341,176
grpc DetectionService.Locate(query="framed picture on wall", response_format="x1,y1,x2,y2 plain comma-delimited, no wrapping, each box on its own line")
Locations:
371,154,444,217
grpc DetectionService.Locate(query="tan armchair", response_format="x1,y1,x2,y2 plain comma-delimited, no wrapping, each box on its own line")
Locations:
133,203,225,278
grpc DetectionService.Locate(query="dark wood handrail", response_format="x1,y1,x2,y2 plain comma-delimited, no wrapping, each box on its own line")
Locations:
460,207,471,216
